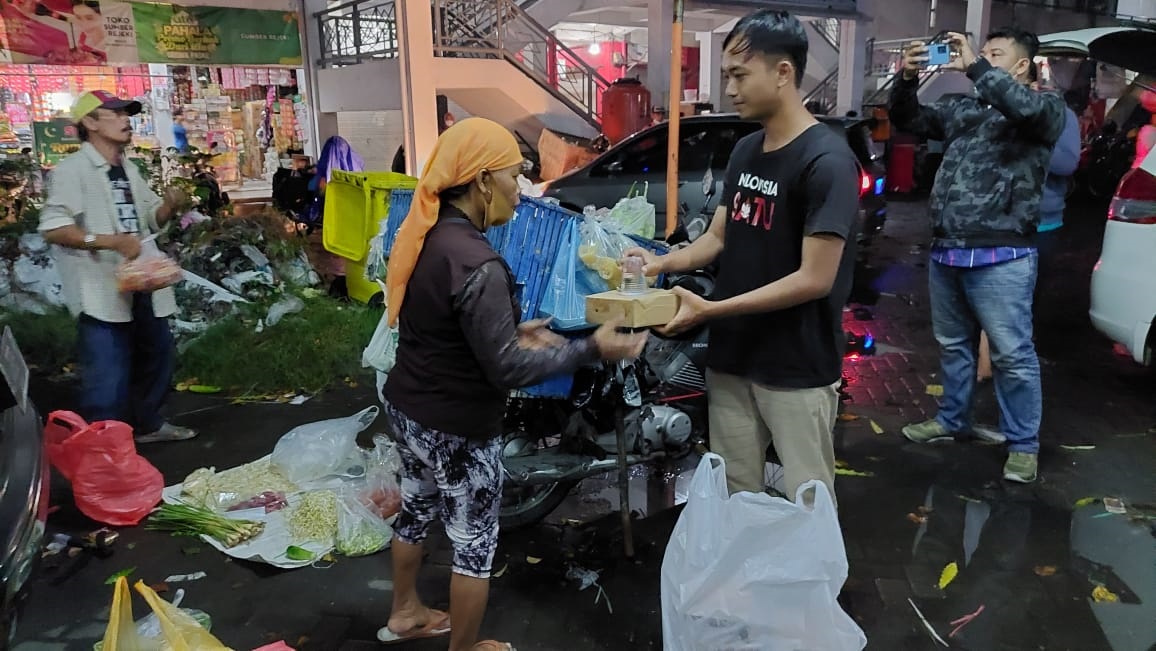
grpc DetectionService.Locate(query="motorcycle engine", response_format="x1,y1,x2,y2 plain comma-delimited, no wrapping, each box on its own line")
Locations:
627,405,693,455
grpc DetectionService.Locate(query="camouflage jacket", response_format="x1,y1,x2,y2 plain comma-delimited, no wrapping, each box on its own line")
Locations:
890,59,1066,248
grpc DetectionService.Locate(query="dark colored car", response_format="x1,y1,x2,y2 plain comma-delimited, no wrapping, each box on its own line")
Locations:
540,113,888,245
0,330,47,647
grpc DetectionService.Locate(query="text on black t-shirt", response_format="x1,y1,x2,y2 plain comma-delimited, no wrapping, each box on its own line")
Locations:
707,123,861,388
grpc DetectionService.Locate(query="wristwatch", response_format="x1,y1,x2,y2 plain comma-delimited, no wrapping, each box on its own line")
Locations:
84,233,97,249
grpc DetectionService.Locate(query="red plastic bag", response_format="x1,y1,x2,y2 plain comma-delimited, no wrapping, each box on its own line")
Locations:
44,411,164,526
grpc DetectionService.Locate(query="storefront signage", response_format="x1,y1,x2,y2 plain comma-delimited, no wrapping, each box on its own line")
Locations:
33,119,82,165
0,1,301,67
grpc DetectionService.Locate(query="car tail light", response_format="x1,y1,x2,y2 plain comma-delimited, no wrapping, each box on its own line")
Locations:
1109,167,1156,224
859,170,872,197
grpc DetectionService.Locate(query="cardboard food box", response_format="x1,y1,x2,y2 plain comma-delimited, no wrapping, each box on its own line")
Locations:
586,289,680,328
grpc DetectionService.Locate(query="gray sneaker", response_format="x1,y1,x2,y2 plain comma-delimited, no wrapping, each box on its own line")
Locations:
1003,452,1038,483
136,423,198,444
901,419,954,444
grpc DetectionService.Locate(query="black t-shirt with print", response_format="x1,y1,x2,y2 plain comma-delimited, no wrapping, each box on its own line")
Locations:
108,165,140,234
708,124,860,389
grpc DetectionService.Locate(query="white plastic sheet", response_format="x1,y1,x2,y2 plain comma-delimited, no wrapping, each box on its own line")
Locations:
661,454,867,651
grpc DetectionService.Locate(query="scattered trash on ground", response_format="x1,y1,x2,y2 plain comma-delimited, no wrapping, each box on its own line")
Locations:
163,572,207,583
1103,497,1127,514
1091,585,1119,603
938,562,958,590
1060,444,1096,451
870,420,885,435
105,567,136,585
925,384,944,397
838,412,860,422
908,598,949,647
1034,566,1058,577
566,565,612,615
1075,497,1098,508
526,556,543,565
907,513,929,525
949,604,985,638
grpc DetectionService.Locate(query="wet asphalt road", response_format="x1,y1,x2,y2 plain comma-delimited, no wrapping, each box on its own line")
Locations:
12,196,1156,651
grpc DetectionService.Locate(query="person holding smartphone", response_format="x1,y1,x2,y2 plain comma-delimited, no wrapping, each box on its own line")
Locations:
889,29,1065,483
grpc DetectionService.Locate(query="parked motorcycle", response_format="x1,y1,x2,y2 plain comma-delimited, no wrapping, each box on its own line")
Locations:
499,171,723,530
499,270,714,530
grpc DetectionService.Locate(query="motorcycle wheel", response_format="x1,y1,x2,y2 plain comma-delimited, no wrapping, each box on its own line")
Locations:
499,434,578,531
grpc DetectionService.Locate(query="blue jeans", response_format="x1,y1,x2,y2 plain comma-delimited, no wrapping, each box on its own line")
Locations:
77,293,175,434
929,255,1042,453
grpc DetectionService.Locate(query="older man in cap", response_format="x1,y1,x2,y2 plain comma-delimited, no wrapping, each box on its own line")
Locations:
39,90,196,443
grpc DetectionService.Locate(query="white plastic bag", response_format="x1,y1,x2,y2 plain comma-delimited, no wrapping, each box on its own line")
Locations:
660,454,866,651
271,406,379,484
362,280,398,374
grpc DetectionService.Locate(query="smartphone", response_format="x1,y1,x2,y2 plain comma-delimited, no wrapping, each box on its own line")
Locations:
927,43,952,66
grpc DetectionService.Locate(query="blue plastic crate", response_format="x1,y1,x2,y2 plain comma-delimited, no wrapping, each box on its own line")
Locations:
380,191,666,398
383,192,578,323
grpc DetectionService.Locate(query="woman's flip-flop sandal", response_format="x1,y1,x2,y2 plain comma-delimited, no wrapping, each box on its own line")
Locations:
377,609,452,644
472,642,517,651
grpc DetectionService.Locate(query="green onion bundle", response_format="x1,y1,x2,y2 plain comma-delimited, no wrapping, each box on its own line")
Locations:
148,502,265,548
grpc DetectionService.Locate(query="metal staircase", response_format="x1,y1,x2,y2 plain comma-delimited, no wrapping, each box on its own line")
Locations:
800,18,840,114
314,0,610,130
432,0,611,130
862,36,938,107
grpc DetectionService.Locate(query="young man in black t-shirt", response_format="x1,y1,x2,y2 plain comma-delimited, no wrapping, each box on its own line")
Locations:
626,10,860,500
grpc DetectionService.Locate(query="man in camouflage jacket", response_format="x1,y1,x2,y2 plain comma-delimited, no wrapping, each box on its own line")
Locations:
889,28,1065,484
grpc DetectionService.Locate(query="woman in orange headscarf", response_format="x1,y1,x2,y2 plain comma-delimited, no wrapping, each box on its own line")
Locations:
378,118,645,651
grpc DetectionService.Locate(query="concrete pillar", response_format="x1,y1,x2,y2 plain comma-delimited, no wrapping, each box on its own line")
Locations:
301,0,329,159
396,0,440,175
966,0,992,48
836,18,868,116
697,31,723,109
647,0,673,109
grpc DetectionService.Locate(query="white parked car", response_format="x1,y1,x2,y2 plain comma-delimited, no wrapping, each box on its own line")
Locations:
1089,147,1156,365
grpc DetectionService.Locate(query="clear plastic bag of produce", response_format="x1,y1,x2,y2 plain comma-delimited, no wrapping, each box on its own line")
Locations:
360,435,402,520
539,219,605,331
606,182,656,240
336,484,393,557
578,213,640,291
271,406,379,484
116,238,183,293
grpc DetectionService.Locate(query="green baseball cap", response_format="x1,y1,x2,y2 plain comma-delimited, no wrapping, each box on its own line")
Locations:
70,90,142,123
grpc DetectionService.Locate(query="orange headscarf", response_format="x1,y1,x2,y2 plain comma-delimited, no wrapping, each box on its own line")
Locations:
385,118,523,326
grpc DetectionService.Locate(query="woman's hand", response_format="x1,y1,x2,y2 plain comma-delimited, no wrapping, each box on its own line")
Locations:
591,319,648,362
516,318,566,350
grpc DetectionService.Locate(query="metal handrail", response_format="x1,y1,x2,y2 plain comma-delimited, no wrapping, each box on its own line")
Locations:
803,68,839,114
315,0,398,67
808,18,840,52
433,0,611,128
314,0,611,128
804,69,839,102
863,69,937,106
